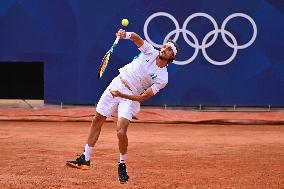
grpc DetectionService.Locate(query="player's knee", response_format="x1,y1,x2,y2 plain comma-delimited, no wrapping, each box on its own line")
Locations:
92,112,106,123
117,130,127,140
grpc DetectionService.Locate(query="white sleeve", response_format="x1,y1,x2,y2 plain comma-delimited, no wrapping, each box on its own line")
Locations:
138,40,155,55
150,77,168,95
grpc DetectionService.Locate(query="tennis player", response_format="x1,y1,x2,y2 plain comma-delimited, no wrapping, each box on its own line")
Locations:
66,29,179,183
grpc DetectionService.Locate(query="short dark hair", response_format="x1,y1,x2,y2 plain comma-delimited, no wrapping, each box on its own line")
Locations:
166,39,180,62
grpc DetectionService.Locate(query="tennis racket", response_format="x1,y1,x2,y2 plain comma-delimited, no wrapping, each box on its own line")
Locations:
98,36,120,78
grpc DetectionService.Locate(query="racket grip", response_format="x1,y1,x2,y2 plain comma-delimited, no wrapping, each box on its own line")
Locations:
114,36,120,45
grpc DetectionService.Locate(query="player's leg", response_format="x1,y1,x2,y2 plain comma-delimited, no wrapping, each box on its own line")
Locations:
116,98,139,183
82,111,107,161
66,83,118,170
117,117,130,159
86,111,107,146
116,117,130,183
66,112,106,170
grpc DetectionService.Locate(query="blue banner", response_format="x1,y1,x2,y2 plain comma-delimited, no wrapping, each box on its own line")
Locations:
0,0,283,106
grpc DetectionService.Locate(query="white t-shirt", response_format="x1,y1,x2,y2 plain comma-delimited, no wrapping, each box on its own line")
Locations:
118,40,168,95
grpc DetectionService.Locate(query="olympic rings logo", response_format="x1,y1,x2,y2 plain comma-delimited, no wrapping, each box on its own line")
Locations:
143,12,257,66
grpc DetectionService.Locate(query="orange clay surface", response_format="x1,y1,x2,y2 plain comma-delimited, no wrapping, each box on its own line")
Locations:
0,121,283,188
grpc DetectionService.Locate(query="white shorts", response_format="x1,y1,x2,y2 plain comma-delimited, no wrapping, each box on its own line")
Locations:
96,76,140,121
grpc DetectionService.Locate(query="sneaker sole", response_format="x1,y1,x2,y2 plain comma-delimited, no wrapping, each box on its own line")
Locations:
118,176,129,184
66,162,91,170
118,178,128,184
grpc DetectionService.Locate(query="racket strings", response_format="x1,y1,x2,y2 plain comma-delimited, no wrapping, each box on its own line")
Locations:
99,52,111,78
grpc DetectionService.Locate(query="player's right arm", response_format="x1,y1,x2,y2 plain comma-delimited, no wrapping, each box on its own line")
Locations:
116,29,144,48
110,87,154,103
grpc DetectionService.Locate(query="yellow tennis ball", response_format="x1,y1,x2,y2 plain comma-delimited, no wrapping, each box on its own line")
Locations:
121,19,129,27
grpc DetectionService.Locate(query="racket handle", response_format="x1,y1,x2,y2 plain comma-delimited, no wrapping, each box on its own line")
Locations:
114,36,120,45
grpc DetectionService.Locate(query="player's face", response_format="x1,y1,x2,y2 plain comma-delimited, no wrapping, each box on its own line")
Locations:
159,44,175,61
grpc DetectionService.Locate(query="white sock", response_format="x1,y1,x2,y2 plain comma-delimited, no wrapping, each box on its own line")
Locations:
119,153,126,163
83,144,92,161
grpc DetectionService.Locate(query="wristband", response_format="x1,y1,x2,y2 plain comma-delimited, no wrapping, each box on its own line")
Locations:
125,32,132,39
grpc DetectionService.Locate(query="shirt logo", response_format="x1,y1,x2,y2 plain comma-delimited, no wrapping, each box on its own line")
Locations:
150,73,157,79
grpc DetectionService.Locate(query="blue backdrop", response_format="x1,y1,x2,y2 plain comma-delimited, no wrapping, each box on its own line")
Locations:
0,0,283,106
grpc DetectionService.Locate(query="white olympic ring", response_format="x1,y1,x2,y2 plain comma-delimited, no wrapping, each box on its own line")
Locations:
143,12,257,66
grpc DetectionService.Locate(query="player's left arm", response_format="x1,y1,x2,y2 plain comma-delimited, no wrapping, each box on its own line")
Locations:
110,88,154,103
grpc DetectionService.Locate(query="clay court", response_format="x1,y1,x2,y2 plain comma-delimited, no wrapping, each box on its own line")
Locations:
0,103,283,188
1,1,284,188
